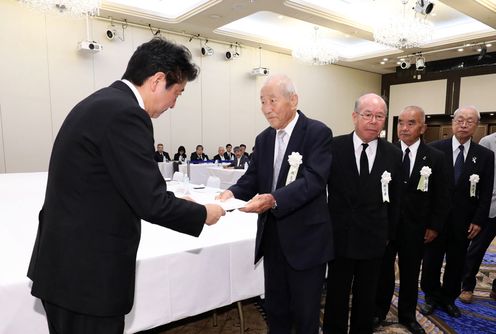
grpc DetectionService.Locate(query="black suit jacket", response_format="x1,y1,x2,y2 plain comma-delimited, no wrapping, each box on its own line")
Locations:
154,151,171,162
397,141,451,234
328,133,402,259
28,81,206,317
228,155,250,169
229,111,333,270
213,154,228,162
173,152,186,161
430,138,494,229
190,152,209,161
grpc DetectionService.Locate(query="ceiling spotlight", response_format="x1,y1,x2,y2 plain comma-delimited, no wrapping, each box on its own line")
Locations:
400,60,411,69
225,44,240,60
201,42,214,56
414,0,434,15
106,28,117,40
415,55,426,70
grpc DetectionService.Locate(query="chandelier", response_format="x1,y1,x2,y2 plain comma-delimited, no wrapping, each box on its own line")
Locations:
373,0,434,49
292,27,339,65
18,0,101,16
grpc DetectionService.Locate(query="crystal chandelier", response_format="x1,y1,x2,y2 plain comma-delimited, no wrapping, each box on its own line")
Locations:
292,27,339,65
18,0,101,16
373,0,433,49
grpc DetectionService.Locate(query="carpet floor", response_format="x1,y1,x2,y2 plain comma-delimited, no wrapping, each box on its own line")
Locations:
138,241,496,334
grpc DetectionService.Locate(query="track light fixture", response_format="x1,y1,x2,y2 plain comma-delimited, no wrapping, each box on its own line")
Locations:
400,59,411,69
225,44,240,60
201,41,214,56
415,55,426,70
414,0,434,15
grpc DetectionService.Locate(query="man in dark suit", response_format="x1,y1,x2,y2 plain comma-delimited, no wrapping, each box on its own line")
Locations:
218,74,333,334
459,132,496,304
227,146,250,169
225,143,235,160
374,106,450,334
153,143,171,162
213,146,227,162
420,106,494,318
190,144,209,161
27,38,225,334
322,93,402,334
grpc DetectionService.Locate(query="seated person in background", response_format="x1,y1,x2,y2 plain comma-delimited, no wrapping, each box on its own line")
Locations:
190,145,209,161
225,144,235,160
226,146,250,169
154,143,171,162
249,146,255,160
239,144,249,157
213,146,227,161
173,145,187,162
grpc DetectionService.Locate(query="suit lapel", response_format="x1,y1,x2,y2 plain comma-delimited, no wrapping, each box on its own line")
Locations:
276,113,307,188
409,142,428,188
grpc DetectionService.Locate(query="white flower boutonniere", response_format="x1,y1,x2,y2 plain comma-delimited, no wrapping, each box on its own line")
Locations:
469,174,480,197
417,166,432,192
381,171,392,202
285,152,303,185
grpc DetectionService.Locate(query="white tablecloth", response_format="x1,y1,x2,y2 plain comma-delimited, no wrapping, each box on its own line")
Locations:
157,161,174,179
178,163,229,185
0,173,264,334
206,167,246,189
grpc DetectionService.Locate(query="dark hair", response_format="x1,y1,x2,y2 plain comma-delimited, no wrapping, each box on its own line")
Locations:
226,144,232,148
122,37,199,88
196,145,204,150
240,144,247,148
177,145,186,153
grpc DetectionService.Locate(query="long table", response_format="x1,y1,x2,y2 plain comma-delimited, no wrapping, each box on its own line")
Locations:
0,172,264,334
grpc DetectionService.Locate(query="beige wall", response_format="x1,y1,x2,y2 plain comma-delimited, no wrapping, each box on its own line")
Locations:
387,80,447,141
460,73,496,111
0,1,382,173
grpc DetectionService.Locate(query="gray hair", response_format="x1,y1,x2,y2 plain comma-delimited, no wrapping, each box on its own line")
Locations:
453,105,481,121
354,93,388,114
264,74,297,98
402,105,426,123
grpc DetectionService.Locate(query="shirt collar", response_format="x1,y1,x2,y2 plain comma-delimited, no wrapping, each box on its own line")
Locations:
400,138,420,153
452,136,471,153
278,112,299,138
121,79,145,109
353,132,378,152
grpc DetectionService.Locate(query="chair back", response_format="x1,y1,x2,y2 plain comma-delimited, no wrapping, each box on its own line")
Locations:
206,176,221,189
172,171,184,182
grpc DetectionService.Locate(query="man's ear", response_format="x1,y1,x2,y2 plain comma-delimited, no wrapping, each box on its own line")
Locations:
150,72,166,91
290,93,299,109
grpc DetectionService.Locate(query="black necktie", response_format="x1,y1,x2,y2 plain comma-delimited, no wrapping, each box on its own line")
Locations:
454,145,464,184
402,147,411,183
360,143,369,183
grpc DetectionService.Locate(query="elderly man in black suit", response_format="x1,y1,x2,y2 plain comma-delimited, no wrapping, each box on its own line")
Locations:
218,74,333,334
322,93,402,334
420,106,494,318
27,38,225,334
374,106,450,334
154,143,171,162
227,146,250,169
190,144,209,161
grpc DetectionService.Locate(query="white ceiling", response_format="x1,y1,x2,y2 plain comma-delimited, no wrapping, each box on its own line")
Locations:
99,0,496,74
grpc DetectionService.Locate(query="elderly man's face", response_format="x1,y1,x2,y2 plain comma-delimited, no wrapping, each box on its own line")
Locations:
452,108,478,144
260,82,297,130
352,94,387,143
218,147,225,155
397,109,426,146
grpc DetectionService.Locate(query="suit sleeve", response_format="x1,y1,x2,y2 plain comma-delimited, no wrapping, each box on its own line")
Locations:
472,149,495,227
101,107,206,237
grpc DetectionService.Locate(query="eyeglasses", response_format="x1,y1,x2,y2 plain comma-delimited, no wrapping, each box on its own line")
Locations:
357,112,386,122
454,118,476,126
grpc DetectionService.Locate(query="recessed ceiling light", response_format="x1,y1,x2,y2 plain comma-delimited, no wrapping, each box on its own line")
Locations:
486,43,492,47
427,115,431,118
477,48,482,52
383,58,388,61
380,61,385,65
396,61,401,65
400,58,405,61
457,48,464,52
